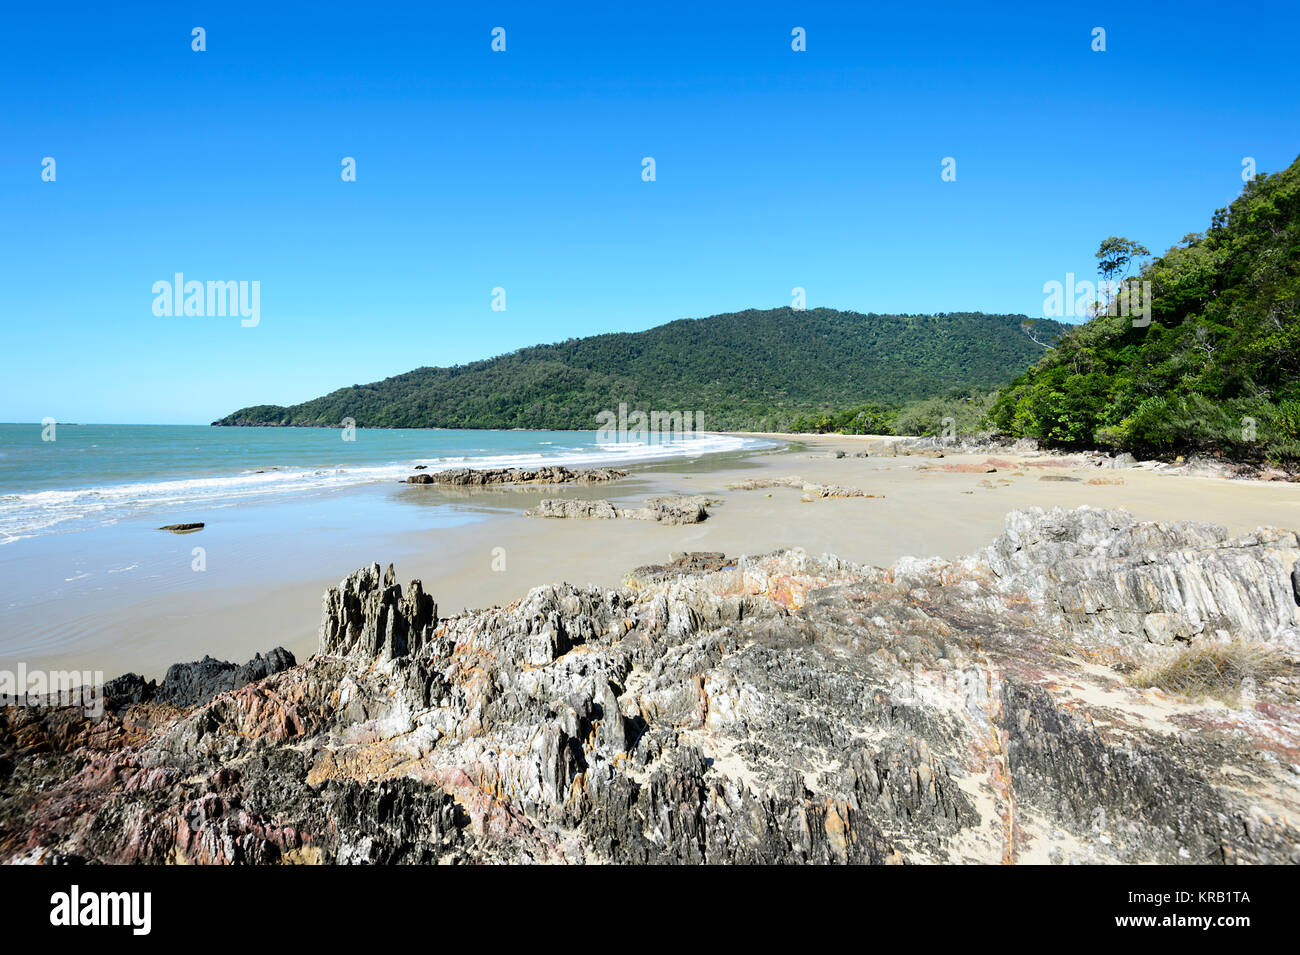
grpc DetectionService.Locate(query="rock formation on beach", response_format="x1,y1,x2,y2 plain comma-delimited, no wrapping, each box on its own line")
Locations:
406,466,626,486
102,649,297,708
524,494,711,524
726,476,880,499
2,507,1298,864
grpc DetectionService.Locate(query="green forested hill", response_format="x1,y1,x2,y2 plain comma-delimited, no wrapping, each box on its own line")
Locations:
990,153,1300,461
215,309,1061,431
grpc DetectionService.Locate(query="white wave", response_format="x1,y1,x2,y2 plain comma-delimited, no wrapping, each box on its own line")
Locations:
0,433,770,542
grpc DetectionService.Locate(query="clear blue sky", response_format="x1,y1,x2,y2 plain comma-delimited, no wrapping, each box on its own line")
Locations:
2,1,1297,424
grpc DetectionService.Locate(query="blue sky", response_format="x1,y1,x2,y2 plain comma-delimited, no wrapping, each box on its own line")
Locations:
2,1,1297,424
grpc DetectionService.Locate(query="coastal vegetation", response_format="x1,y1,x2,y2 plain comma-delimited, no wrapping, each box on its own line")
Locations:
1128,639,1292,703
989,153,1300,461
786,391,996,436
214,310,1062,432
791,154,1300,462
218,154,1299,463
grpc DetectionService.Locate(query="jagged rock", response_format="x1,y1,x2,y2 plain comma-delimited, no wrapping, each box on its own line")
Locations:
158,522,204,533
154,649,297,707
100,672,155,706
98,648,296,709
985,506,1300,649
3,508,1298,865
318,563,436,659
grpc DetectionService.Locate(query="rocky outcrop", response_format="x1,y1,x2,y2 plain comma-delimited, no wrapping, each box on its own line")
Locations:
985,506,1300,650
158,522,204,533
406,466,626,486
318,563,437,659
524,499,621,520
525,494,710,524
100,648,296,709
2,507,1297,865
726,476,880,499
626,552,733,584
621,495,711,524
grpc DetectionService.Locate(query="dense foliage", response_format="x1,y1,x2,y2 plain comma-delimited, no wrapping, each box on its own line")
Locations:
215,309,1061,431
989,154,1300,461
786,391,996,437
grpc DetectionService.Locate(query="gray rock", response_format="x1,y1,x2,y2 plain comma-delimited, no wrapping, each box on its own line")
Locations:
526,494,709,524
622,495,710,524
524,499,620,520
318,563,437,659
985,506,1300,647
6,507,1299,865
100,648,296,708
407,466,626,486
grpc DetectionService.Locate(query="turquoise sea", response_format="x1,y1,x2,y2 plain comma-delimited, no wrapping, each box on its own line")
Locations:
0,424,763,545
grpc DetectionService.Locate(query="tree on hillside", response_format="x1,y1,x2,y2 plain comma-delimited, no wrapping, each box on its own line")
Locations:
1020,319,1056,348
1095,236,1150,313
989,152,1300,462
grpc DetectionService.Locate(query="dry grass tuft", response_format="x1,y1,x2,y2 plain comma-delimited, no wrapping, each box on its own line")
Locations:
1128,639,1292,701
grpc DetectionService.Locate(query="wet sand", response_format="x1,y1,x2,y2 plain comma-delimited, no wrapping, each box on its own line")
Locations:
5,434,1299,679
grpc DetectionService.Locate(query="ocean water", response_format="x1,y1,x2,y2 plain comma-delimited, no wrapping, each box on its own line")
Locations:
0,423,764,544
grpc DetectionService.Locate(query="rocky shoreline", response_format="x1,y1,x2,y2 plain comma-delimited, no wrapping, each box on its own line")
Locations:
405,466,627,486
871,435,1300,482
2,506,1298,864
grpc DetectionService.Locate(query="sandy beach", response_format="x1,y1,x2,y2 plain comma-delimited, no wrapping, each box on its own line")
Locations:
5,434,1299,680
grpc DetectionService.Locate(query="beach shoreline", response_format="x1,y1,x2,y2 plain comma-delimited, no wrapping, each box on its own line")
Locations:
5,433,1300,680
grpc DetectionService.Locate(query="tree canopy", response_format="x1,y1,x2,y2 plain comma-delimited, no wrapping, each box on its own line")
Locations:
988,153,1300,461
215,309,1062,432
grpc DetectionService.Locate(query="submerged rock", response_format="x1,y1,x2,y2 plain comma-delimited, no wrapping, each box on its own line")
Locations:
406,466,627,486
